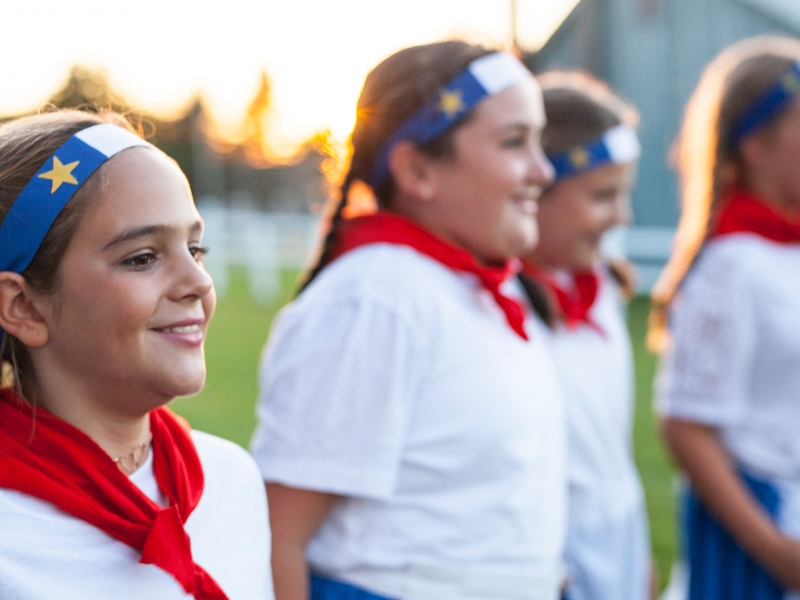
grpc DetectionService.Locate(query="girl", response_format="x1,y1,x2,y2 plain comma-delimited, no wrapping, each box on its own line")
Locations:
652,35,800,598
249,41,566,600
0,110,272,600
518,72,652,600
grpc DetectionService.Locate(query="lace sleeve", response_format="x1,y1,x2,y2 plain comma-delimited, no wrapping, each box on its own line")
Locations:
655,247,755,425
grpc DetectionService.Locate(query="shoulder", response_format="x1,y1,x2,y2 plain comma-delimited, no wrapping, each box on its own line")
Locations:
191,430,263,491
272,244,465,340
306,243,462,306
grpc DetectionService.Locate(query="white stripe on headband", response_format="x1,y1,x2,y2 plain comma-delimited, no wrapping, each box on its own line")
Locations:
468,52,533,93
370,51,533,187
75,123,151,157
548,124,640,179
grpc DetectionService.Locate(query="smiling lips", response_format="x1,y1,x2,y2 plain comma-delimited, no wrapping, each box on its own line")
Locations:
513,191,540,216
152,320,206,347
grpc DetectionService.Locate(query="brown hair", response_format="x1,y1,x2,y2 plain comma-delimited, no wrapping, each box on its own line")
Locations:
520,71,639,326
0,109,136,395
297,40,494,292
647,35,800,351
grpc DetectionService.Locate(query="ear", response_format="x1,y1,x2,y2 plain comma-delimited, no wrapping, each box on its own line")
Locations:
738,130,770,171
387,141,439,203
0,273,49,348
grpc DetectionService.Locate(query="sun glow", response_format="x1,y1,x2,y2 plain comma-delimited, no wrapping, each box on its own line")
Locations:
0,0,579,156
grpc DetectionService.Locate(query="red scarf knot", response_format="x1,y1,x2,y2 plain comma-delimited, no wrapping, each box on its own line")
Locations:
0,390,228,600
522,262,605,336
330,212,529,340
713,190,800,243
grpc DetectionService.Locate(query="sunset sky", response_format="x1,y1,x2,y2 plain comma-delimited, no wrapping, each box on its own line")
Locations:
3,0,578,153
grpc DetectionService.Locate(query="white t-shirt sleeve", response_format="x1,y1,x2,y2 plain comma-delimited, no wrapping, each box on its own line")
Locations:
655,245,756,426
250,294,423,500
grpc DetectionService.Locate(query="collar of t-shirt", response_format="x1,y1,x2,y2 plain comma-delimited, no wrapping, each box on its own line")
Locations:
0,390,228,600
331,211,529,341
713,190,800,243
521,262,605,335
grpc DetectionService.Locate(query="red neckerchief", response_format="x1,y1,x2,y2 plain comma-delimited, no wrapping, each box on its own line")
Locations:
331,212,529,340
713,190,800,242
0,390,227,600
521,262,605,335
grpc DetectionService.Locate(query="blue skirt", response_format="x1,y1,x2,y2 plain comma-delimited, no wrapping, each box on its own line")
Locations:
310,574,397,600
684,471,785,600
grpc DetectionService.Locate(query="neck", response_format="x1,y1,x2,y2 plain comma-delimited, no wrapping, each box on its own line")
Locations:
386,199,502,266
740,175,800,219
25,358,155,462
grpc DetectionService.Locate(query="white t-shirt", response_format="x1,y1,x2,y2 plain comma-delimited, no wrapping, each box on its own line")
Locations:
251,243,566,600
533,271,649,600
656,234,800,542
0,430,273,600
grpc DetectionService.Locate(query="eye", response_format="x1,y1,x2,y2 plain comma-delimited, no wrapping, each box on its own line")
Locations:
190,245,209,263
501,135,526,148
122,252,157,269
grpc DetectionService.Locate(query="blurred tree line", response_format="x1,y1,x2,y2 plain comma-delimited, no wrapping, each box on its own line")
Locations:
3,67,333,213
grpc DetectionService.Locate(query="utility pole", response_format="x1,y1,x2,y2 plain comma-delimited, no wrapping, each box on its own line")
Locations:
510,0,519,50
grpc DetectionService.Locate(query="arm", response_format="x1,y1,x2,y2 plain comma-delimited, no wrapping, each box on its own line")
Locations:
661,418,800,589
266,483,340,600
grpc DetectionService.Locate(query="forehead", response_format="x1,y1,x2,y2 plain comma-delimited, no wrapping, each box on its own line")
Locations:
469,78,546,130
78,148,198,239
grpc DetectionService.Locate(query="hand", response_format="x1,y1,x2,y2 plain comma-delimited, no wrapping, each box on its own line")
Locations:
649,558,660,600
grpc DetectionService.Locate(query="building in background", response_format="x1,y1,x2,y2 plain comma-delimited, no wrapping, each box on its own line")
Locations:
527,0,800,289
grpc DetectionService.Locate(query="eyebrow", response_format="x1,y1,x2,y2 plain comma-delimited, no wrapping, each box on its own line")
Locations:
102,221,202,251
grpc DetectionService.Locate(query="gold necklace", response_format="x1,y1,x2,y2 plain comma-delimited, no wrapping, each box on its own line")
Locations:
114,434,152,475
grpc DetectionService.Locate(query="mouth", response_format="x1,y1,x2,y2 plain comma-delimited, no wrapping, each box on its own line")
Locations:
151,319,206,347
512,194,539,216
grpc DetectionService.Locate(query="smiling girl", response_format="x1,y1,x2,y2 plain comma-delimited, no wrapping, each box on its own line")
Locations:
653,36,800,599
517,72,652,600
0,111,271,600
249,41,566,600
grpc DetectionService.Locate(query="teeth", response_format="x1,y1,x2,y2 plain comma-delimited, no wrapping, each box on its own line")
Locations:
518,199,538,214
161,325,200,334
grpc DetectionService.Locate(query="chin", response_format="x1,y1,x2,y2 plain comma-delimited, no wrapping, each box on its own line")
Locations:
157,365,207,398
505,224,539,258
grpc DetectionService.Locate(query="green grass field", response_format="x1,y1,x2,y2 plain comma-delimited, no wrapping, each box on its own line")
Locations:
171,270,678,587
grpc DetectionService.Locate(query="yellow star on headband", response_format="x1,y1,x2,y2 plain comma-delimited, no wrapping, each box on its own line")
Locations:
38,156,80,194
439,89,466,118
569,148,590,169
782,71,800,93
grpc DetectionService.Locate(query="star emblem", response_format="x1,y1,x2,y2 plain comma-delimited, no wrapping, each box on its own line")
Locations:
439,89,466,118
570,148,590,169
38,156,80,194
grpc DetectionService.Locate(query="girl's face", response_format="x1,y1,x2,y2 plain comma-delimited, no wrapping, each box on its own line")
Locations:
34,148,215,415
425,79,553,264
528,162,634,271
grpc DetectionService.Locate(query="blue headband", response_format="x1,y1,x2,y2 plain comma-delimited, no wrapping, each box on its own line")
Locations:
0,124,151,275
730,61,800,146
547,125,641,180
369,52,533,188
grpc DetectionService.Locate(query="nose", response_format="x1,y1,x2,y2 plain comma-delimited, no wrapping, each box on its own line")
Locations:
171,248,214,302
613,193,632,227
527,141,555,188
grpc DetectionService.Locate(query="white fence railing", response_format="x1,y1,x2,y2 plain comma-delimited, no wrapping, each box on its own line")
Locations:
198,204,321,303
198,203,675,302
